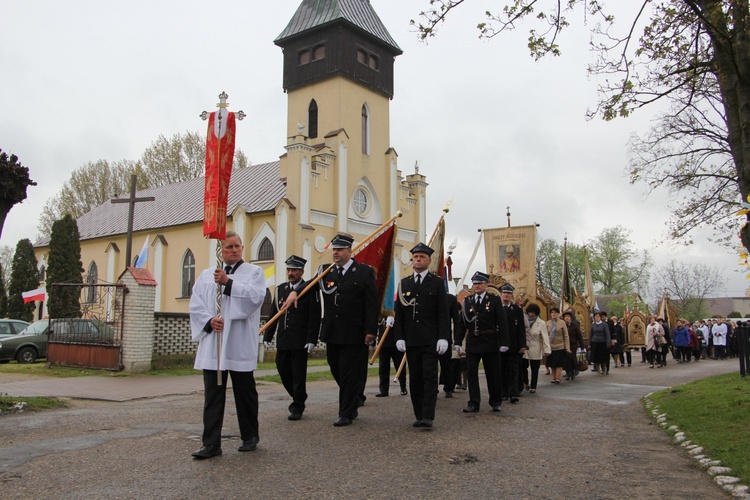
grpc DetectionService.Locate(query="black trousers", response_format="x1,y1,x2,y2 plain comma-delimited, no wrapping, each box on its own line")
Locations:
202,369,258,447
327,343,368,419
438,350,456,393
406,345,439,420
522,358,542,389
466,350,502,409
378,345,406,393
500,351,522,397
275,348,308,414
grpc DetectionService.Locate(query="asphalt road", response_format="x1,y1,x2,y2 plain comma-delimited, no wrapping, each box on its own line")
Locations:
0,357,741,499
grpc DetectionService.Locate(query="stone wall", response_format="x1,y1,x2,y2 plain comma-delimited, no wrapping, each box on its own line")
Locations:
153,312,195,356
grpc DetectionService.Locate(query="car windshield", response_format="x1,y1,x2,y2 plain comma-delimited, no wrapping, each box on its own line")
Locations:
20,320,50,335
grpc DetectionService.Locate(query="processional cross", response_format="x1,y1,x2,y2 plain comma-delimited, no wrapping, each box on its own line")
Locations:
111,175,155,266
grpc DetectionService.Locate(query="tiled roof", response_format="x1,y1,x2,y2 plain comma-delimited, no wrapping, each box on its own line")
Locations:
121,267,158,286
276,0,401,53
35,161,285,246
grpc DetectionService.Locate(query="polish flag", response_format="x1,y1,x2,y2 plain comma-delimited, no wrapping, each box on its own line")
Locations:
22,287,46,303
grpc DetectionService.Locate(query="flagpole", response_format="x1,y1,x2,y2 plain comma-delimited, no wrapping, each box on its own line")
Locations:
561,236,568,310
456,229,483,291
259,211,403,334
394,351,407,381
428,200,452,244
369,325,391,365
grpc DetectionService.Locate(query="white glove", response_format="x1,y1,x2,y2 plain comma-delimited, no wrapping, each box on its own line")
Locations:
305,343,315,354
396,340,406,352
499,346,509,353
386,316,395,328
264,341,273,349
436,339,449,355
453,345,462,354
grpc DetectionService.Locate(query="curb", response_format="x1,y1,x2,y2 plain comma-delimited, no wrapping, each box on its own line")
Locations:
644,393,749,499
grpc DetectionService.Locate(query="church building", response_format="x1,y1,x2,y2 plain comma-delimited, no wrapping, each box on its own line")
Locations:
34,0,428,317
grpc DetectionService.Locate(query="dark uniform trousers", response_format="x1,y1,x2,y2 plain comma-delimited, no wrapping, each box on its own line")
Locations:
501,351,522,398
438,349,455,393
328,343,369,419
467,350,502,408
275,349,309,414
202,369,258,447
406,345,440,420
379,345,406,394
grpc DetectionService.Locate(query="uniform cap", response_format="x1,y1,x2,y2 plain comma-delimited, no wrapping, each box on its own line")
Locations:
410,242,434,256
330,233,354,249
471,271,490,283
285,255,307,269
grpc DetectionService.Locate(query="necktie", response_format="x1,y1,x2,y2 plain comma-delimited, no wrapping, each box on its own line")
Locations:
415,274,421,285
224,265,232,275
337,266,344,278
475,294,480,304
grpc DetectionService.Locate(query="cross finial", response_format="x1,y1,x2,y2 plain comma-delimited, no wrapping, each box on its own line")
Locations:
506,206,511,228
200,92,246,121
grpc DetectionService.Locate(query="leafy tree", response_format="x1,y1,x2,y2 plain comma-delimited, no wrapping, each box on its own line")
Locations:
0,149,37,241
7,239,38,321
605,296,650,318
0,263,7,317
45,214,83,318
38,132,249,235
652,259,724,321
535,238,585,294
727,311,742,318
589,226,651,294
412,1,750,251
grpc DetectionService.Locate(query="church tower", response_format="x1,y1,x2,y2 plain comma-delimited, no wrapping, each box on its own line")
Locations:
273,0,424,279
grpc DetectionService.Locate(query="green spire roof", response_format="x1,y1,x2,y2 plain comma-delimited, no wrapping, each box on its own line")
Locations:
276,0,402,54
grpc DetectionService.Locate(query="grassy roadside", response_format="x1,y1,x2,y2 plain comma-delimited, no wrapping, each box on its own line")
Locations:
648,373,750,485
0,394,68,413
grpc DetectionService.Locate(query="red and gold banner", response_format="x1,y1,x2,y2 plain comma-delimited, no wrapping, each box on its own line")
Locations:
203,109,236,239
354,223,397,315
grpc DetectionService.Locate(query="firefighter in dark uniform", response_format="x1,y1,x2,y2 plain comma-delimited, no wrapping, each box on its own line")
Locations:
263,255,319,421
394,242,450,428
317,233,378,427
454,272,510,412
499,283,528,404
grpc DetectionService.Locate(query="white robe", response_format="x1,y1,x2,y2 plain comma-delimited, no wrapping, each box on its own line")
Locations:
190,262,266,372
712,323,728,346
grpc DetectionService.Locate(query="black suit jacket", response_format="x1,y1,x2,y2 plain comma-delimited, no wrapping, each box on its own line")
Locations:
318,259,378,345
394,272,450,347
263,279,319,349
503,302,528,351
455,293,510,353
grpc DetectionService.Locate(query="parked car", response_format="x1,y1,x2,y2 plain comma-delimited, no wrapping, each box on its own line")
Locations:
0,319,31,339
0,319,48,363
50,318,115,344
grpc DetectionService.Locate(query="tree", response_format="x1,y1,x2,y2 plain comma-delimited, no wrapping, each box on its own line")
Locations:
46,214,83,318
0,263,7,317
535,238,585,294
0,149,37,241
412,1,750,252
38,132,249,235
7,239,38,321
652,259,724,321
589,226,652,294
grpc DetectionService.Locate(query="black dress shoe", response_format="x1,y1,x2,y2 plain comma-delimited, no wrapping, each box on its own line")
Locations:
401,390,408,395
238,436,259,452
192,445,222,459
333,417,352,427
420,418,433,428
375,392,388,397
445,391,453,398
357,397,366,407
463,406,479,413
510,397,520,404
413,420,422,427
491,405,501,412
288,412,302,421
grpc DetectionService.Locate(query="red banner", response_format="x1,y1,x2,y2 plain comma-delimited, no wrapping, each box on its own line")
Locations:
354,224,397,315
203,109,237,239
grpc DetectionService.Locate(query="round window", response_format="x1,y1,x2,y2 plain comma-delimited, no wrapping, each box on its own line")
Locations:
353,187,370,217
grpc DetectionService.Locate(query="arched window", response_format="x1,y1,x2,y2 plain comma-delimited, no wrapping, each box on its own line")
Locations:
39,265,46,282
86,261,98,303
308,99,318,139
361,104,370,155
257,238,274,261
181,250,195,298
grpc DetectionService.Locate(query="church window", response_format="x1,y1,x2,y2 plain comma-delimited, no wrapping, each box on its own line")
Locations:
361,104,370,155
39,265,46,282
353,187,370,218
258,238,274,261
181,250,195,298
312,45,325,61
308,99,318,139
357,49,379,71
298,50,311,65
368,54,379,70
86,261,98,303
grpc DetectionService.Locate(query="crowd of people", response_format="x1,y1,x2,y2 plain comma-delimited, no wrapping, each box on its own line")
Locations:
187,231,740,459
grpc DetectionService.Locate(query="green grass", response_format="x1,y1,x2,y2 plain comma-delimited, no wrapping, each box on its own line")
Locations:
649,373,750,484
0,394,68,413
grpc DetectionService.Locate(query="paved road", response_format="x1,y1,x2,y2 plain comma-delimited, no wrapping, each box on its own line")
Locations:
0,357,741,499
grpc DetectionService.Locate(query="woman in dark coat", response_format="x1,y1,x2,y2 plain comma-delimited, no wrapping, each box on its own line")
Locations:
609,316,625,367
589,312,611,375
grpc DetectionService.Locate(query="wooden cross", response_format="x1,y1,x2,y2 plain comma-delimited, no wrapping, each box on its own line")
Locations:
111,174,155,266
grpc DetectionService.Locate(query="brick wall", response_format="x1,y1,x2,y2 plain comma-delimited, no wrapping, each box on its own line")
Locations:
153,312,195,356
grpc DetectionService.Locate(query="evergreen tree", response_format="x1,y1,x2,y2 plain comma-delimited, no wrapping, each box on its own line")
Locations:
46,214,83,318
0,262,8,317
7,239,38,321
0,149,37,241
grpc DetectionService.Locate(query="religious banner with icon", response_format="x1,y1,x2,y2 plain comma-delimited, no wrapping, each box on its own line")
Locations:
203,103,237,240
482,225,537,300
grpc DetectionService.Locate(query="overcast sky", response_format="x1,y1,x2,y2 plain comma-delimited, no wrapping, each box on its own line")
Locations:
2,0,746,299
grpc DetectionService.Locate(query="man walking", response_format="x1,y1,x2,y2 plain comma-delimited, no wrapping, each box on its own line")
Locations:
499,283,527,403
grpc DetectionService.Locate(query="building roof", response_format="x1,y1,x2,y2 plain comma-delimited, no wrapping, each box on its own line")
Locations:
35,161,285,246
275,0,402,54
